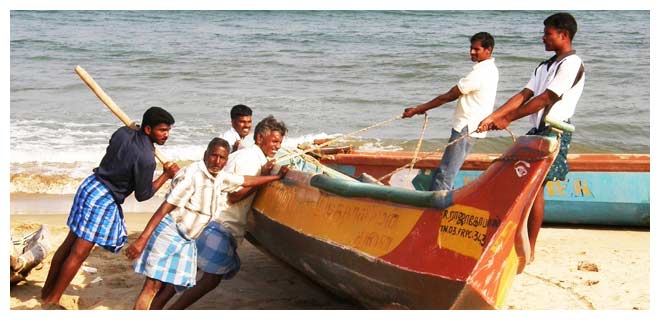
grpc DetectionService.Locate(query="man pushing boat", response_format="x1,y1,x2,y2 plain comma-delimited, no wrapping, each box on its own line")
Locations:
147,115,288,309
41,107,180,308
126,136,288,309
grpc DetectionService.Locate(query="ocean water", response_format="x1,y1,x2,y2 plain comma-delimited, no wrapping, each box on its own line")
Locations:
9,10,650,195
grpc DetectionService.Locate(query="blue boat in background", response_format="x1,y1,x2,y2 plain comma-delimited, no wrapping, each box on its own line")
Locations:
415,170,649,227
317,150,649,227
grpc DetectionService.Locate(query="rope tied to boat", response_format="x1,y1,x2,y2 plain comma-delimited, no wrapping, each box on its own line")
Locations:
404,113,429,181
276,111,519,182
274,114,403,163
280,146,354,179
377,127,517,183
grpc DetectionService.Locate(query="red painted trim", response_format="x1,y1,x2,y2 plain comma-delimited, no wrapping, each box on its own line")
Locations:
322,152,649,172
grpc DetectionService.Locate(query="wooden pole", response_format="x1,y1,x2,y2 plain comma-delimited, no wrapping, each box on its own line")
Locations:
74,65,168,164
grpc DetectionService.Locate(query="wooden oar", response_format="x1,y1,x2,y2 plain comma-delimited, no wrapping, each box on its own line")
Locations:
74,65,168,164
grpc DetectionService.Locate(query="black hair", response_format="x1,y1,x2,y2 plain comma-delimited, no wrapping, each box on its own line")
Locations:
207,137,230,153
230,104,253,120
544,12,578,40
253,115,288,142
471,32,495,50
141,106,175,131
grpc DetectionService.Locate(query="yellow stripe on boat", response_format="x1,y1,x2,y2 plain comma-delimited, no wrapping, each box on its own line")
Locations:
253,181,424,257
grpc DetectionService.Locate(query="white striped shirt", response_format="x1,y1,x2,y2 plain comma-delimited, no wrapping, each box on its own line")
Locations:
166,160,244,239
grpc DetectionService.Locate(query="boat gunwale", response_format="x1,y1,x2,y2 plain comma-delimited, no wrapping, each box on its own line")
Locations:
323,152,649,172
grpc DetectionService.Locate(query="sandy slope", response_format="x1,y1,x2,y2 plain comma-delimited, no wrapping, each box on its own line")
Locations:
9,213,649,310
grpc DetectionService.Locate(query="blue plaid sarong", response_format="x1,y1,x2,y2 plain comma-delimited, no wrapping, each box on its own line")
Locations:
133,214,197,291
67,175,127,253
527,126,572,182
196,222,241,279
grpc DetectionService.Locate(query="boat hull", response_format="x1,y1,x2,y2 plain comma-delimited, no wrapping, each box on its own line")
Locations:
247,209,472,309
247,135,560,309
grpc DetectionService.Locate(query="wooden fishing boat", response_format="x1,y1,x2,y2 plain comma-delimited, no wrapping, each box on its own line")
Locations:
247,127,565,309
316,151,649,227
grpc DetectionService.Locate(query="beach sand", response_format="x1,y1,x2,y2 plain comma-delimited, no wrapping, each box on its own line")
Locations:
9,211,649,310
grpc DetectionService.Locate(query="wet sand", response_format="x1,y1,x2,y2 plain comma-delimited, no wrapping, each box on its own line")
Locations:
9,211,650,310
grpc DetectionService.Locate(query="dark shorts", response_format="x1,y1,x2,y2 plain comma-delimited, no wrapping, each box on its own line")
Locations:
526,127,572,182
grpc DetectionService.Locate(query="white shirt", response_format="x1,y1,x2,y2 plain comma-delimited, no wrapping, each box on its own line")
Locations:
166,160,244,239
216,145,268,244
454,57,499,138
525,53,585,128
221,127,254,153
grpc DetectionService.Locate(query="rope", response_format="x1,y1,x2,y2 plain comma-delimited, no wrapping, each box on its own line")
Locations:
274,114,402,163
281,147,323,167
273,109,526,185
377,127,517,182
405,113,429,181
280,147,349,178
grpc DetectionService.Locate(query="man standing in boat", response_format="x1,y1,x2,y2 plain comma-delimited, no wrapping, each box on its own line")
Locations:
402,32,499,191
148,115,288,309
476,12,585,262
41,107,180,307
221,104,254,153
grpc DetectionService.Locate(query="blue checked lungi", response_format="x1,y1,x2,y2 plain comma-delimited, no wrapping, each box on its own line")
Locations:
67,175,127,253
196,222,241,279
527,126,572,182
133,214,197,291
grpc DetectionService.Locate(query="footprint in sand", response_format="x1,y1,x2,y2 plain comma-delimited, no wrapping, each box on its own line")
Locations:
105,277,133,289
